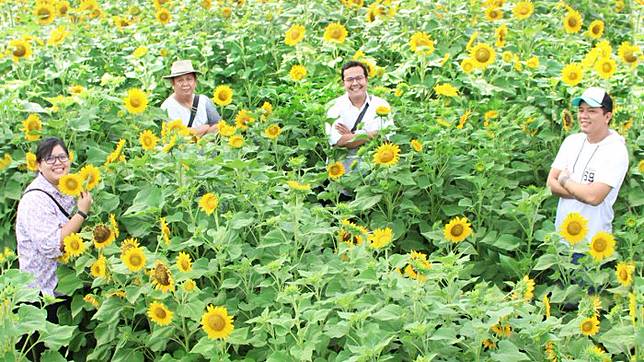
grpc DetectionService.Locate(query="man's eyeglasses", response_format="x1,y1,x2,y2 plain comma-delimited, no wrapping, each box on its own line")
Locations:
344,75,366,84
44,154,69,165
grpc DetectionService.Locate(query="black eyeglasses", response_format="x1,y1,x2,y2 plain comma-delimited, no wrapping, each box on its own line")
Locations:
44,154,69,165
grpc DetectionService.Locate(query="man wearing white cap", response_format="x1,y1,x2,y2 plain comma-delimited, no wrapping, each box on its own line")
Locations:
161,60,220,136
547,87,629,245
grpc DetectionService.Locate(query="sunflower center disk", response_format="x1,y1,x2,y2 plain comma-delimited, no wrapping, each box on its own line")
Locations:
209,314,226,331
451,225,464,237
14,46,26,57
593,239,606,252
567,222,581,235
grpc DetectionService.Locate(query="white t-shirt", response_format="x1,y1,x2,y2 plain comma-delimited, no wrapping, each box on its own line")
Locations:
326,93,394,146
551,130,629,242
160,94,219,128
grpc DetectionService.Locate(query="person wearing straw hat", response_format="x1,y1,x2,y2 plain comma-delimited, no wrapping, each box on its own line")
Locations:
161,59,221,136
547,87,629,248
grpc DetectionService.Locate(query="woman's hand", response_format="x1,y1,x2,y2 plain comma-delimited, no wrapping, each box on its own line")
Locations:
77,191,93,213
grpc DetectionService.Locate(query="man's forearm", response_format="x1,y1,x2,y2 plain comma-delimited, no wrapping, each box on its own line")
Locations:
547,175,573,198
560,179,610,206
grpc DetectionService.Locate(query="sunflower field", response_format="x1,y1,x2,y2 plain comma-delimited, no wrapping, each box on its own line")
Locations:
0,0,643,361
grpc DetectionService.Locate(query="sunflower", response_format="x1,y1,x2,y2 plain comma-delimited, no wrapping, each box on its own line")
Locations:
156,7,171,24
629,293,636,324
47,26,69,46
559,212,588,245
132,46,147,58
179,279,196,293
150,261,174,293
460,58,475,73
199,193,219,215
618,41,639,67
543,294,551,319
485,7,503,21
434,83,459,97
58,173,83,196
79,164,101,191
64,233,85,257
470,43,496,68
512,1,534,20
121,246,146,272
404,250,431,282
587,231,615,261
495,24,508,47
526,56,539,68
443,216,472,243
287,180,311,191
162,120,190,139
260,101,273,117
561,109,574,131
579,316,600,336
284,24,305,46
561,63,584,87
289,65,307,81
217,121,236,137
201,0,211,9
22,114,42,133
25,152,38,172
323,22,348,44
512,275,535,301
615,261,634,287
375,105,390,116
234,109,255,130
93,224,115,249
482,339,497,350
587,20,604,39
148,301,173,326
594,57,616,79
373,143,400,166
120,237,140,254
139,130,158,151
229,135,244,148
327,161,345,180
68,85,86,95
491,322,512,337
409,32,435,55
176,251,192,272
56,1,70,16
221,7,232,18
84,294,100,309
213,85,233,106
90,255,107,278
410,139,423,152
263,124,282,140
159,217,171,245
201,305,234,339
123,88,148,114
368,227,393,249
34,3,56,25
563,10,582,33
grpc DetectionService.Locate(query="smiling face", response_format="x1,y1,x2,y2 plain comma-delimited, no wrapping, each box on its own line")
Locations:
578,102,611,140
171,73,197,99
38,145,70,185
342,66,368,101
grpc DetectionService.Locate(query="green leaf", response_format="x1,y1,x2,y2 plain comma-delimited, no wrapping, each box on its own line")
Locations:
40,322,76,350
93,297,123,324
492,234,522,251
230,212,255,229
351,194,382,211
190,336,217,357
533,254,558,271
15,304,47,336
490,340,530,361
371,304,403,321
55,266,84,296
41,350,68,362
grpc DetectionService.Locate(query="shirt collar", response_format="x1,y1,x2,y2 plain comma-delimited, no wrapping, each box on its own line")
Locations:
33,172,64,196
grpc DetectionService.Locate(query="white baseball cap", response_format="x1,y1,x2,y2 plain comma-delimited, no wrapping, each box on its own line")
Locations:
571,87,610,109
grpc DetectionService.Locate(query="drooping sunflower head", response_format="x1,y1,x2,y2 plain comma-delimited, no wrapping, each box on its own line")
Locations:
90,255,107,278
579,317,600,336
559,212,588,245
561,63,584,87
64,233,86,257
58,173,83,197
79,164,101,191
229,135,244,148
587,20,604,39
123,88,148,114
327,161,345,180
9,39,32,62
150,261,174,293
618,41,639,66
563,10,583,33
263,124,282,140
409,31,435,55
93,224,115,249
470,43,496,68
615,261,634,287
160,217,171,245
139,130,159,151
443,216,473,243
121,245,146,272
289,65,307,82
284,24,305,46
588,231,616,262
234,109,255,130
47,26,69,46
201,305,234,340
485,7,503,21
199,193,219,215
25,152,38,172
323,22,348,44
373,143,401,167
148,301,173,326
22,114,42,133
410,139,423,152
56,1,70,16
109,213,119,238
176,251,192,272
120,237,140,254
213,85,233,106
494,24,508,48
561,109,574,131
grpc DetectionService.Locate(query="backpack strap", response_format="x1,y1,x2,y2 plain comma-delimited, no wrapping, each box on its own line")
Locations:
23,189,71,219
350,97,371,133
188,94,200,128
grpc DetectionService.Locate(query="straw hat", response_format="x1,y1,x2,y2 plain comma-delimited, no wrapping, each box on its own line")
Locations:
163,60,201,79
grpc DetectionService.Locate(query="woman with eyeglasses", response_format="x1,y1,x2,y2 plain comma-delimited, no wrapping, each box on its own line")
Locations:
15,137,92,296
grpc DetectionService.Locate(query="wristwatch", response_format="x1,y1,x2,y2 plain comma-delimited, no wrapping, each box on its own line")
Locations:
77,210,88,219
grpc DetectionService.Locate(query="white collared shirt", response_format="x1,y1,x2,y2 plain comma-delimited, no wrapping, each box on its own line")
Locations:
325,93,394,146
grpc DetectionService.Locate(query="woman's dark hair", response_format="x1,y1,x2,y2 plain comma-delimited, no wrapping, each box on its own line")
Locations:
35,137,69,163
341,61,369,80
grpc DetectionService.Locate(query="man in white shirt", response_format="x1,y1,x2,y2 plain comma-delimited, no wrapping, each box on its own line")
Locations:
547,87,629,245
326,61,394,173
161,60,220,136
